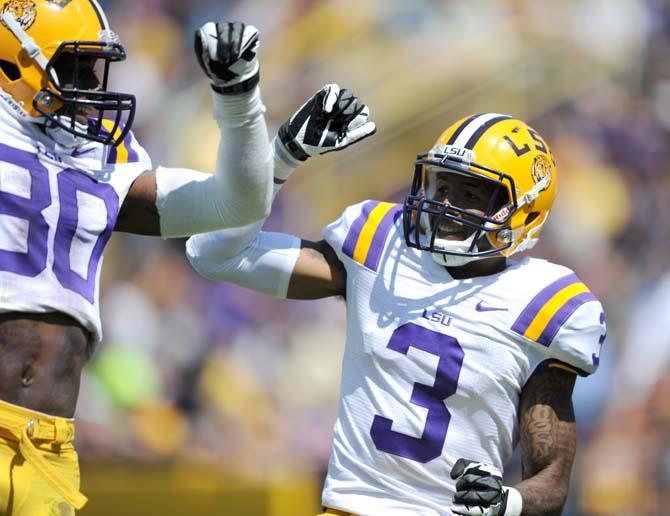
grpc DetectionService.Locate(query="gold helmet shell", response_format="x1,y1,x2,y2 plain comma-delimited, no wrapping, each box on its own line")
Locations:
403,113,557,264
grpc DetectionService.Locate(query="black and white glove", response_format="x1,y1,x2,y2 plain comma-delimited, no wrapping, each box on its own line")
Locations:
450,459,523,516
194,21,260,94
276,83,376,163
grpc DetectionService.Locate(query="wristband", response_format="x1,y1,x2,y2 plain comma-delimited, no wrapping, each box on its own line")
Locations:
504,487,523,516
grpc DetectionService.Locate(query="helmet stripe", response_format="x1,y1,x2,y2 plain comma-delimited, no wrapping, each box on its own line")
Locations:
87,0,110,30
446,113,481,145
450,113,508,148
462,114,512,150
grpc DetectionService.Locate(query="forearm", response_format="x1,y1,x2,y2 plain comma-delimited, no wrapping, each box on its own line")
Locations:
514,465,570,515
515,425,574,516
212,86,273,220
156,86,273,237
516,370,577,516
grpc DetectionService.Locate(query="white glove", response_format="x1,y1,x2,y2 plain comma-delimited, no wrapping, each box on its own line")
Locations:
450,459,523,516
194,21,260,94
275,83,376,165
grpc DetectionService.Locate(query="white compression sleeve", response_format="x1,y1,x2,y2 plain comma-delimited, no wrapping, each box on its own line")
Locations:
155,86,273,237
186,230,301,298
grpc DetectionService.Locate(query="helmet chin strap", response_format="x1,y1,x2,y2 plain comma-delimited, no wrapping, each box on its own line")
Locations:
420,211,484,267
45,116,89,149
1,12,58,83
430,233,482,267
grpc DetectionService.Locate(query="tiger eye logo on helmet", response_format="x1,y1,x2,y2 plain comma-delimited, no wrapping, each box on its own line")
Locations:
1,0,37,30
531,154,552,185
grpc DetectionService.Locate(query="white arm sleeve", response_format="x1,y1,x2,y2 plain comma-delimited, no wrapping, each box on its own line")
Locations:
155,86,273,237
186,229,301,298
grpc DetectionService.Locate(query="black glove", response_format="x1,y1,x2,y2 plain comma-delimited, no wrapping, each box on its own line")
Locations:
194,21,260,94
450,458,518,516
276,83,376,162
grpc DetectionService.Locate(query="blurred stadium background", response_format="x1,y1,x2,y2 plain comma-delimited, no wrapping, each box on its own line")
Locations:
76,0,669,514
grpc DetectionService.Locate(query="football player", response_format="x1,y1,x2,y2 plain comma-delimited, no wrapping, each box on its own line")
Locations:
0,1,374,513
187,113,607,515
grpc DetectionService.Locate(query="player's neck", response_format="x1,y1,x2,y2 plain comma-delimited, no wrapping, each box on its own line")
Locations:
446,257,507,280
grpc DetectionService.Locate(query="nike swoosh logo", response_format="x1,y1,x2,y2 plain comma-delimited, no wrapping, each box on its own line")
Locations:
476,301,508,312
71,147,96,157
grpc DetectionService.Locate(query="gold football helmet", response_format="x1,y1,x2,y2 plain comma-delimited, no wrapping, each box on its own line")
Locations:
403,113,557,267
0,0,135,146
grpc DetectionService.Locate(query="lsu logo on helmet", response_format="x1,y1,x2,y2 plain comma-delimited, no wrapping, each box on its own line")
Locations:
1,0,37,30
531,154,552,185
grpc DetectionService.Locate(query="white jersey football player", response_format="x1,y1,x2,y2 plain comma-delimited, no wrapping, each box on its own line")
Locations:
187,113,607,515
0,1,374,513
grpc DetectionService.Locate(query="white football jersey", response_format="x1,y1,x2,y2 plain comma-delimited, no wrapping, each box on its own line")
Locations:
0,100,151,345
321,200,606,516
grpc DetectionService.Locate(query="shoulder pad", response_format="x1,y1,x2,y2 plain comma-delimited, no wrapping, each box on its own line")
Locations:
513,270,606,376
512,272,597,346
101,120,146,166
323,200,401,271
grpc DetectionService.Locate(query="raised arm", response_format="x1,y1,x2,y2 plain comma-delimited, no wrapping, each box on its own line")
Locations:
116,21,375,239
184,83,374,297
116,22,271,236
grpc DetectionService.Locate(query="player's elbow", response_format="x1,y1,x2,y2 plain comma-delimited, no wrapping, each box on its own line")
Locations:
518,460,572,515
185,232,257,283
221,201,270,229
186,250,232,283
185,244,212,280
215,176,273,227
244,193,272,223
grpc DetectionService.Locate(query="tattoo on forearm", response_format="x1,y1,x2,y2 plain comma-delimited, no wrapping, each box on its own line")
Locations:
516,368,576,515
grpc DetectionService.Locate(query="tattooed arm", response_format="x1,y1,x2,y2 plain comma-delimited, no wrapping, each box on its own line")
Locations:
514,367,577,515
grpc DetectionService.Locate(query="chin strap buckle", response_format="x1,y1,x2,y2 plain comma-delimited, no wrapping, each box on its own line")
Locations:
518,174,550,208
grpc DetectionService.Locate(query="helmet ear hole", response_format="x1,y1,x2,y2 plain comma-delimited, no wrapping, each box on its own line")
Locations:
525,211,540,226
0,60,20,81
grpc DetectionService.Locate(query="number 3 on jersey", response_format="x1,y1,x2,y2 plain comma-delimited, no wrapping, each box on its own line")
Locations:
370,323,464,463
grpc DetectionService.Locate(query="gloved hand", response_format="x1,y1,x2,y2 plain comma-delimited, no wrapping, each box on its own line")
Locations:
450,459,522,516
194,21,260,94
276,83,376,164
